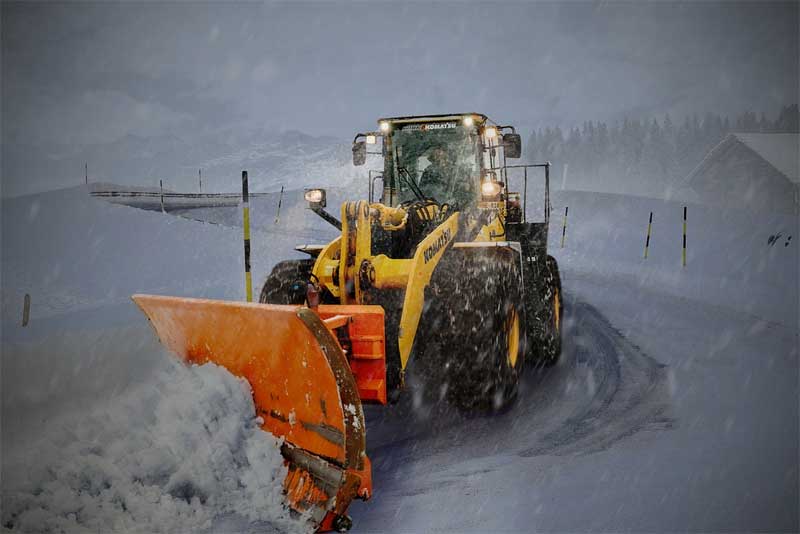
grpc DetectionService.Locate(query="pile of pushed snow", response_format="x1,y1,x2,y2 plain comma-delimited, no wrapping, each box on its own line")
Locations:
1,359,308,534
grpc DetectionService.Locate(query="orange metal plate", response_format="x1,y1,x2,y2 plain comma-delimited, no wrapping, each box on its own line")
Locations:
132,295,378,529
316,305,387,405
133,295,356,464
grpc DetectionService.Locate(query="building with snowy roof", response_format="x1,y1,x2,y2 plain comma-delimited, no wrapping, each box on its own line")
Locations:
682,133,799,214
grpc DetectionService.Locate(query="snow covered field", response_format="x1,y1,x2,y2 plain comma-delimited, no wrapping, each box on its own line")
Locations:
2,187,312,533
2,185,797,532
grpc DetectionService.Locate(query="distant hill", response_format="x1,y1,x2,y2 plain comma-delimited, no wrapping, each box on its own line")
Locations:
4,127,374,197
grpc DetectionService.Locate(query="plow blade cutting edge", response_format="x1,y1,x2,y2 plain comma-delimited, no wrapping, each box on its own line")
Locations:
132,294,375,531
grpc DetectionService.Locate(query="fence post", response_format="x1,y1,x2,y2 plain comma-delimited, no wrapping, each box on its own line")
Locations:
682,206,687,267
274,185,284,224
644,211,653,259
560,206,568,248
22,293,30,327
242,171,253,302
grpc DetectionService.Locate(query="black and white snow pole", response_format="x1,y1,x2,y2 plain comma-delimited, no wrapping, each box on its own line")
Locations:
644,211,653,259
560,206,568,248
682,206,687,267
85,163,88,185
242,171,253,302
160,180,165,213
199,169,202,192
22,293,30,327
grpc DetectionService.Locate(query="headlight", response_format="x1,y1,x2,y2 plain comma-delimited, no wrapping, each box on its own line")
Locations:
366,134,377,145
379,121,390,132
481,181,502,198
484,126,497,139
304,188,326,206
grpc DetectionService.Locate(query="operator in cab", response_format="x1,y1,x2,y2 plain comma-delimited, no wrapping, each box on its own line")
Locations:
418,144,476,208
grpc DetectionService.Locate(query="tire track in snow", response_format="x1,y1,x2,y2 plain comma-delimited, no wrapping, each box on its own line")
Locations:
517,297,672,457
359,295,673,498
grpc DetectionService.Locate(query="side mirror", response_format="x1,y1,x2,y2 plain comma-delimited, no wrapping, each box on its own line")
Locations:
352,141,366,166
503,133,522,159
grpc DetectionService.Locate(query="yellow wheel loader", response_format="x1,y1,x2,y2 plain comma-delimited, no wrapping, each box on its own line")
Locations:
133,113,562,531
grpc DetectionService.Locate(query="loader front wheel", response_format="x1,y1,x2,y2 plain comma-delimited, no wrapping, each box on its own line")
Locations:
422,252,526,411
259,259,314,305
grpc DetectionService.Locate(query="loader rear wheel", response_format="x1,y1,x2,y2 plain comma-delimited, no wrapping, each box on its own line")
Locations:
539,256,563,366
419,251,526,411
259,259,314,305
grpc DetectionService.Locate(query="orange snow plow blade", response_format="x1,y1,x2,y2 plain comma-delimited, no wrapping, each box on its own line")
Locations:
132,294,381,530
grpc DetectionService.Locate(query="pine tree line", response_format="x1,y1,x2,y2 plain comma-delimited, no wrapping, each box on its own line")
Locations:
525,104,798,198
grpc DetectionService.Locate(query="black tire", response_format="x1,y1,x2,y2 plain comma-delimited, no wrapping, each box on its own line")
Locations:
259,259,314,305
539,255,563,366
416,251,526,411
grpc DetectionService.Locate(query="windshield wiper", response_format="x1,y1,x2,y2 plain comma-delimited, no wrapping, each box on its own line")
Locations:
397,166,430,202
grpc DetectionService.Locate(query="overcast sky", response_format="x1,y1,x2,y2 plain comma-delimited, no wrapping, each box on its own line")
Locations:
2,1,798,194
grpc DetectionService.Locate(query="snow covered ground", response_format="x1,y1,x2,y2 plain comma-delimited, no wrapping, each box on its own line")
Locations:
2,187,314,533
2,185,797,532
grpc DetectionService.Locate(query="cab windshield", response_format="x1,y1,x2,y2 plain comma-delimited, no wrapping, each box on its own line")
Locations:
389,121,480,207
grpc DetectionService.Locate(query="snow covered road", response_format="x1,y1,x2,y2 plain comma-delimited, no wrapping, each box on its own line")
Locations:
350,271,797,532
2,187,797,532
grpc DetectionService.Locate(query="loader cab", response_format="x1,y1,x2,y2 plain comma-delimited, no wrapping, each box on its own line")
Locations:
353,113,522,209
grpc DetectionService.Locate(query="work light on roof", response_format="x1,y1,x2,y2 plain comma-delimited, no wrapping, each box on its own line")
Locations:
379,121,390,132
484,126,497,139
462,116,474,127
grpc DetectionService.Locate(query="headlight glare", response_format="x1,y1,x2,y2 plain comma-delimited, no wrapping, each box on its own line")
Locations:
481,181,502,198
304,188,326,205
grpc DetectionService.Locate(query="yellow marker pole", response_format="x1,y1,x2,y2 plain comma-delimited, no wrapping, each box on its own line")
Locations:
682,206,687,267
242,171,253,302
560,206,568,248
644,211,653,259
